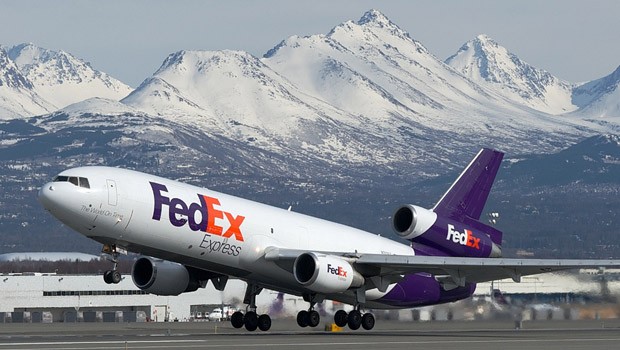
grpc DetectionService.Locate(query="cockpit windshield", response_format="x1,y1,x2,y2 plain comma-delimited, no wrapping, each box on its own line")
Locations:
53,176,90,189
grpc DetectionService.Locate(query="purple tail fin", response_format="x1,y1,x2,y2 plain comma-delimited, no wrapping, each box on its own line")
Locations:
433,148,504,245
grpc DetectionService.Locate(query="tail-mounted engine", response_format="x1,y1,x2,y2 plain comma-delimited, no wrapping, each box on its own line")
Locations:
392,204,437,240
392,204,502,258
293,252,364,294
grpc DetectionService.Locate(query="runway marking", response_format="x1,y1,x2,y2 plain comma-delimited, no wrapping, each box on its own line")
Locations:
2,337,620,349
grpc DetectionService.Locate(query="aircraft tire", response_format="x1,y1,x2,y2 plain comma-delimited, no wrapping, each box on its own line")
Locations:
361,313,375,330
103,270,113,284
308,310,320,327
111,270,122,284
348,310,362,330
258,314,272,331
244,311,258,331
231,311,244,328
296,310,309,327
334,310,348,327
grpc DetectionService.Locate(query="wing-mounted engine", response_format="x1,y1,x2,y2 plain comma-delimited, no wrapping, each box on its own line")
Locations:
293,252,364,294
392,204,437,240
132,257,221,296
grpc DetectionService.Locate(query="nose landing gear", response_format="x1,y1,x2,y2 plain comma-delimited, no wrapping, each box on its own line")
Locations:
101,244,123,284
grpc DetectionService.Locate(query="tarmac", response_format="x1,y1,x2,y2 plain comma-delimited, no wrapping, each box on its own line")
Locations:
0,319,619,350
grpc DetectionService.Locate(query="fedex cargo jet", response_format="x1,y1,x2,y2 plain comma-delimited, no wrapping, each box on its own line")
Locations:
38,149,620,331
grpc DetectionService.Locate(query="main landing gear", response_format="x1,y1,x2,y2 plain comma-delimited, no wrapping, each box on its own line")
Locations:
296,293,375,330
296,293,323,328
101,244,122,284
230,283,272,331
333,307,375,330
229,286,375,332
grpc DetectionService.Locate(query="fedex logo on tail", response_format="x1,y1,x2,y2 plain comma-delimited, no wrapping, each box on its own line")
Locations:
446,224,480,250
150,182,245,242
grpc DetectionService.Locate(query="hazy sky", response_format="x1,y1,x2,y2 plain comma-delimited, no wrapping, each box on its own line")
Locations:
2,0,618,87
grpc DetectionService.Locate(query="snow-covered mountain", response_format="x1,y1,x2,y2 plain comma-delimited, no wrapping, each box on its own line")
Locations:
121,49,388,166
445,34,577,115
7,43,133,110
123,10,606,174
2,10,619,172
571,65,620,121
1,10,619,255
0,47,54,119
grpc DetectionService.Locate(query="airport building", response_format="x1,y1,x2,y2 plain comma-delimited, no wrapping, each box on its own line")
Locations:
0,272,289,323
1,252,618,323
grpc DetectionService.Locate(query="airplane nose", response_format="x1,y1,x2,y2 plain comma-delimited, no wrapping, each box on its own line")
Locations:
38,183,56,209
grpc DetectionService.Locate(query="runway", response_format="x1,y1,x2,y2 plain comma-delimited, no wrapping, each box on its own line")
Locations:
1,319,619,350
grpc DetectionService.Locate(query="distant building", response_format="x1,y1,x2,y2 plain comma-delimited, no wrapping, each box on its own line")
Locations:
0,268,617,323
0,252,100,262
0,273,276,322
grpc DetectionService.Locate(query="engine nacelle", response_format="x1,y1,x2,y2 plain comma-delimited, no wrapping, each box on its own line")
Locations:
392,204,437,240
131,257,201,296
293,252,364,294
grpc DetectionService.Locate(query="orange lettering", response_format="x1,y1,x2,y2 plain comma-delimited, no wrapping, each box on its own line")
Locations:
223,212,245,242
203,195,223,236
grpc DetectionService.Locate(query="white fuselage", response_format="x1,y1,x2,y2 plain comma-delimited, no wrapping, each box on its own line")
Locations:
39,166,414,307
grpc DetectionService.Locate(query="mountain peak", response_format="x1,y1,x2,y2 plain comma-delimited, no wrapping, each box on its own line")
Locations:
357,9,391,26
474,34,495,43
571,65,620,116
446,34,575,114
4,42,132,111
0,47,33,90
157,49,260,76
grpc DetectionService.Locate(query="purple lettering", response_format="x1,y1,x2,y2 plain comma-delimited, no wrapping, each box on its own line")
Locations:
188,195,208,231
169,198,188,227
150,182,170,220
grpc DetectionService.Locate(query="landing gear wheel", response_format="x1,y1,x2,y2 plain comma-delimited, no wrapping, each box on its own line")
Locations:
103,270,113,284
348,310,362,330
307,310,320,327
111,270,121,284
334,310,348,327
361,313,375,330
258,314,272,331
296,310,309,327
231,311,244,328
244,311,258,331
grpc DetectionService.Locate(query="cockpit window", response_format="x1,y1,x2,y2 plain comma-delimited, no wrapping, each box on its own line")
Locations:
79,177,90,189
53,175,90,189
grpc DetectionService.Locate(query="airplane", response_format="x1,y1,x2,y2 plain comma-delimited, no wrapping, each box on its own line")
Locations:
38,148,620,331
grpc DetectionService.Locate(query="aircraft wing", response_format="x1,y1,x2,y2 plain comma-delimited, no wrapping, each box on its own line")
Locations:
264,247,620,289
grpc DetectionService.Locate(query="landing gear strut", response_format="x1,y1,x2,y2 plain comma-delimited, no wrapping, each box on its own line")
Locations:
230,283,271,331
101,244,122,284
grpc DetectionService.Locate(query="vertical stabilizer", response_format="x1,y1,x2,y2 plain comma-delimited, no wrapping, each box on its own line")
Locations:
433,148,504,221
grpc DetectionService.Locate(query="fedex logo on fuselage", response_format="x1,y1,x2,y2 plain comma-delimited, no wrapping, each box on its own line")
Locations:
327,264,347,278
446,224,480,250
150,182,245,242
